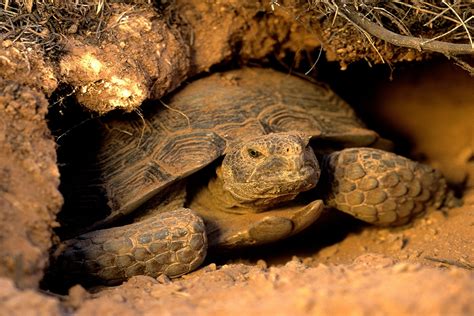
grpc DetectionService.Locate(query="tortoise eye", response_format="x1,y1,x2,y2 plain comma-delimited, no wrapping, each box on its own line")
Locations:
247,148,261,158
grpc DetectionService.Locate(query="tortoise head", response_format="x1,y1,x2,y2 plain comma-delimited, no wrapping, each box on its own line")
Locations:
219,132,320,209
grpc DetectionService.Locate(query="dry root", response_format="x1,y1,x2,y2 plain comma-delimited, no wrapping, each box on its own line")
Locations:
306,0,473,69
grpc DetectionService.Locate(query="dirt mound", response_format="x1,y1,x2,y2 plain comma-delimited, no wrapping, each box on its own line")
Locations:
0,43,62,288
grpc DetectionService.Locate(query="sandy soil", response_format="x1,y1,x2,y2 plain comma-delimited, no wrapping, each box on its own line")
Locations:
0,43,62,288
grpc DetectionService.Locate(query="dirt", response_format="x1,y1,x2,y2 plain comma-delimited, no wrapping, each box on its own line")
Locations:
7,0,440,114
3,252,473,315
0,42,63,288
59,3,190,113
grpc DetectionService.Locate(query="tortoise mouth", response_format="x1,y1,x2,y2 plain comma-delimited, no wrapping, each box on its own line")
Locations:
245,163,319,186
223,164,320,208
245,166,317,187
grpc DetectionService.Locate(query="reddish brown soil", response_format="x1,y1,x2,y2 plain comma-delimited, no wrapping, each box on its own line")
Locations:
0,43,62,289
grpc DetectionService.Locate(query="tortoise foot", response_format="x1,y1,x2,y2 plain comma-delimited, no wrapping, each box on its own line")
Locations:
324,148,448,226
53,208,207,285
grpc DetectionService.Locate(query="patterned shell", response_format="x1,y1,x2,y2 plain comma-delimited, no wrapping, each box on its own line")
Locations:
90,68,378,220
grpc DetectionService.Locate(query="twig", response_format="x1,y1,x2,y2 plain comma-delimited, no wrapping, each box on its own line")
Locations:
336,2,474,56
441,0,473,49
421,16,473,46
452,56,474,76
424,256,474,270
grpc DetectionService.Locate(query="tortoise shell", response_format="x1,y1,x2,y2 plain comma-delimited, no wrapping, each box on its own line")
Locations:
82,68,378,222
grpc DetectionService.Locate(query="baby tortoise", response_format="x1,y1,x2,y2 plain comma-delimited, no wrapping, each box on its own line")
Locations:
53,68,450,285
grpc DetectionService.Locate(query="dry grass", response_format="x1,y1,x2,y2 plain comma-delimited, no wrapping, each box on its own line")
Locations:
1,1,472,62
0,0,116,54
310,0,473,55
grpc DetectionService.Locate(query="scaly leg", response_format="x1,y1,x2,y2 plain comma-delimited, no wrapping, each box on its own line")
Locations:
52,208,207,285
324,148,449,226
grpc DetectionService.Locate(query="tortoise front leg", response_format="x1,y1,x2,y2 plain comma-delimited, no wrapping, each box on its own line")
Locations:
323,148,449,226
52,208,207,285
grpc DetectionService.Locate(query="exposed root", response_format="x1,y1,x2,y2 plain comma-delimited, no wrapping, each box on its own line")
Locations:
338,3,473,55
307,0,473,68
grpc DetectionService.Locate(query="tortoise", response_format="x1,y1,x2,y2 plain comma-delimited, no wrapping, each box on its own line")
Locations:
53,68,449,285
